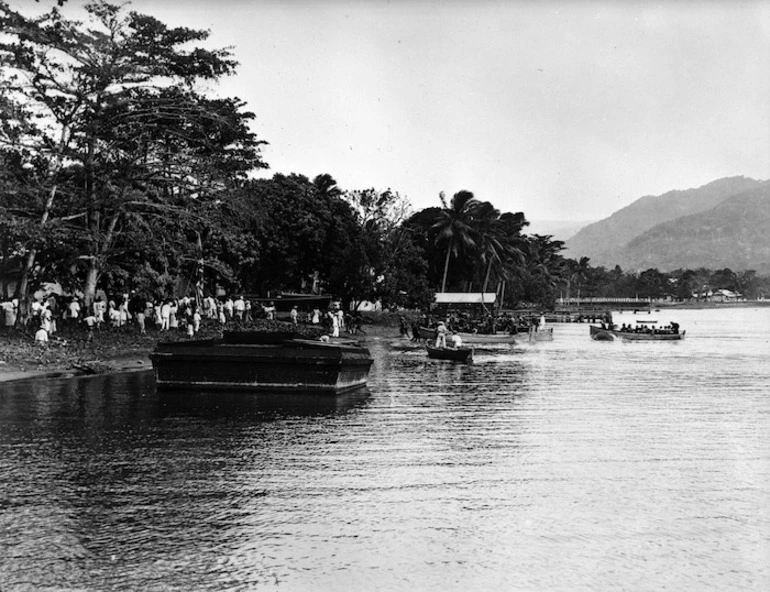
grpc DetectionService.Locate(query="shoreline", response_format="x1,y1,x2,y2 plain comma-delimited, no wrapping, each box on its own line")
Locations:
653,301,770,309
0,350,153,384
1,303,765,385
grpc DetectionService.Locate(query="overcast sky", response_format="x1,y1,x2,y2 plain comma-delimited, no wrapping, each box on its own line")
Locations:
36,0,770,222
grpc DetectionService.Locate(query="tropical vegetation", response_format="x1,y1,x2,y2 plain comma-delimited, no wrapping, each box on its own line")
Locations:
1,1,769,328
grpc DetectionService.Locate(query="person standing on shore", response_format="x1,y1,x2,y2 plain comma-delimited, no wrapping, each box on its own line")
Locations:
160,300,171,331
46,294,59,335
68,297,81,327
264,301,276,321
184,301,196,337
94,298,106,328
41,305,53,335
129,291,146,335
83,313,97,341
233,295,245,321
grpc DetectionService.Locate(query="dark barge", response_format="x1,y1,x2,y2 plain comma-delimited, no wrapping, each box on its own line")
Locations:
150,331,373,394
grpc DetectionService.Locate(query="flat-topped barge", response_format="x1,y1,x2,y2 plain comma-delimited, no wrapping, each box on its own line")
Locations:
150,331,373,394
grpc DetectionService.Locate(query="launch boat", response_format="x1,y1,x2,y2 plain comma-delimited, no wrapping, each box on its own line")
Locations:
589,325,685,341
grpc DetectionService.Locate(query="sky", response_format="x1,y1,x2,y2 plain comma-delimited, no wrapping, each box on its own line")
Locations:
15,0,770,223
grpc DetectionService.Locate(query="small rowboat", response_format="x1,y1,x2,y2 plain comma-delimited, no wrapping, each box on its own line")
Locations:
426,344,474,362
590,325,685,341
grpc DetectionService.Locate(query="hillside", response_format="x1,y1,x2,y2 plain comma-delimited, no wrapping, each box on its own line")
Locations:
527,219,593,242
610,183,770,273
565,176,765,265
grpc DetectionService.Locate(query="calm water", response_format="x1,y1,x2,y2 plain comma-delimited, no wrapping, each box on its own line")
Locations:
1,308,769,591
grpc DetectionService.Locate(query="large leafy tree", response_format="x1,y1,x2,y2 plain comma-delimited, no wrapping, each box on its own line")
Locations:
0,0,266,314
343,186,414,308
218,174,369,305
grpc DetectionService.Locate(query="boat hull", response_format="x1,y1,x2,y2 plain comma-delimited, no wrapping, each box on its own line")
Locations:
590,326,685,341
456,331,516,345
426,345,473,362
417,327,515,345
150,338,373,394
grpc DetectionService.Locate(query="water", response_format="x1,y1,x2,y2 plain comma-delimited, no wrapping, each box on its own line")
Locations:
1,307,769,591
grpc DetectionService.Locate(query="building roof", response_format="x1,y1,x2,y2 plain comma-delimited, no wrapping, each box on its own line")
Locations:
434,292,496,304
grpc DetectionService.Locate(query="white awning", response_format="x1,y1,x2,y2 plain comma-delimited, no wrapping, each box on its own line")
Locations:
434,292,496,304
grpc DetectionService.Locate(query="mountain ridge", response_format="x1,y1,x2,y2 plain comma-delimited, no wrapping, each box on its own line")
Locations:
565,176,768,271
615,183,770,273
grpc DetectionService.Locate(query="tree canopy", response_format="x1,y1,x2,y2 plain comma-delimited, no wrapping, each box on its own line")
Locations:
2,1,768,316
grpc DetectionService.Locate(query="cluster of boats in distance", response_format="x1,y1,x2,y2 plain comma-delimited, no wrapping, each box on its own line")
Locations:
149,312,686,395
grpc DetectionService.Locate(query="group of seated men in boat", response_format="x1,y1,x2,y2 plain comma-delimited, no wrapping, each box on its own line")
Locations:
601,321,680,335
408,311,545,340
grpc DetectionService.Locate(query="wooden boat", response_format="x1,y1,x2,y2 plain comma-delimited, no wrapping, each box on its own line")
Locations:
590,325,685,341
150,331,373,394
456,331,516,345
417,326,515,345
416,326,437,339
426,344,473,362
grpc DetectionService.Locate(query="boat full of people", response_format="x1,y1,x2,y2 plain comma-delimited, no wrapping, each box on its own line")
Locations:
590,321,685,341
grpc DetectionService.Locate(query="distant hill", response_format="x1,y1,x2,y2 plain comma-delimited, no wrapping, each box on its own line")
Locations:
612,183,770,273
565,176,767,269
527,219,593,242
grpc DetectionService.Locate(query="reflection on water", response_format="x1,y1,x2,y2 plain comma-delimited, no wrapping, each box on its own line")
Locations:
159,388,372,419
1,308,769,591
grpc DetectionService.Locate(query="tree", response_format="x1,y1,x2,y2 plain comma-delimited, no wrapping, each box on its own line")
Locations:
564,256,591,301
0,0,266,313
432,190,478,292
520,234,567,307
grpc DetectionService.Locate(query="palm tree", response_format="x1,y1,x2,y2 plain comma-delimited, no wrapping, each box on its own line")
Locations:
472,201,503,294
565,256,591,302
496,211,528,283
526,234,567,293
432,190,478,292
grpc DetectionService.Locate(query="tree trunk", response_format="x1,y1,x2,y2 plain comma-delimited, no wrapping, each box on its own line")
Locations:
14,184,58,327
83,263,99,310
440,242,451,293
82,211,120,308
482,258,493,294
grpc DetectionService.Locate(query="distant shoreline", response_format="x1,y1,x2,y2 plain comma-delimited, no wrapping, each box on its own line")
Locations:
653,301,770,310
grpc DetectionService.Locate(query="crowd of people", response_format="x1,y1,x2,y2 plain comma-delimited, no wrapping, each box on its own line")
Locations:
0,292,365,345
403,310,547,342
611,322,680,335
